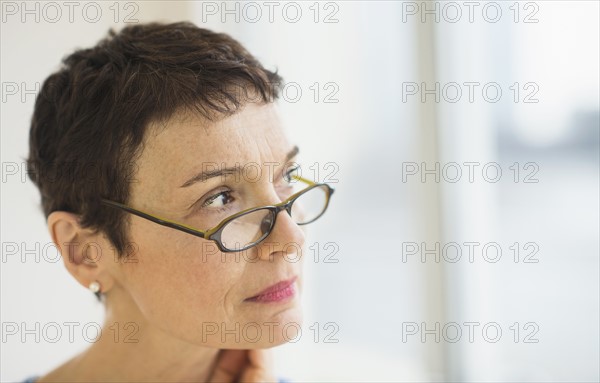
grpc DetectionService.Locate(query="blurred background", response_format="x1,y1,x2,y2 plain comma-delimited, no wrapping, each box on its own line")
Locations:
1,1,598,381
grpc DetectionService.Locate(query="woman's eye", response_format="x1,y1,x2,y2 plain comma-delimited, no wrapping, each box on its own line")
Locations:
283,166,300,183
202,191,233,209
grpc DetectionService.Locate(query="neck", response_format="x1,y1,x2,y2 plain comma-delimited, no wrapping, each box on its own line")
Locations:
39,287,220,382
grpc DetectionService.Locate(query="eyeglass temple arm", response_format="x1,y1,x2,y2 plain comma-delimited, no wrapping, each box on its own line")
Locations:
293,175,317,185
100,199,209,239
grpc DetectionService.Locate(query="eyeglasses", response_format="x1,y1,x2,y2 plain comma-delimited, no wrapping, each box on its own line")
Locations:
101,175,334,253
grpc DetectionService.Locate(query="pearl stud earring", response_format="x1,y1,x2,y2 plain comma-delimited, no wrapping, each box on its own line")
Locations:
89,281,101,293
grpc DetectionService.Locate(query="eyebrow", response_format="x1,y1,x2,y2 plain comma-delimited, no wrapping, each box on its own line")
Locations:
180,145,300,188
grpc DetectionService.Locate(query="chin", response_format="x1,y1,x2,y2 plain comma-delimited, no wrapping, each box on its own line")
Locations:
224,302,304,349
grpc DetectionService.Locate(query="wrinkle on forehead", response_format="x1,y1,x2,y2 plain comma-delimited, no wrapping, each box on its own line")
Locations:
130,102,289,207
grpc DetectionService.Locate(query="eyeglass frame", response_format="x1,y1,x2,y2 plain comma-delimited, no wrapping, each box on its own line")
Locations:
100,175,335,253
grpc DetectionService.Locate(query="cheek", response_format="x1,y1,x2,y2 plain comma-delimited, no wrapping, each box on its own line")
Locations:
120,227,246,341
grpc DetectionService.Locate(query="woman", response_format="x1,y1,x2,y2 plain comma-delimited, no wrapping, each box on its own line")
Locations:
25,22,334,382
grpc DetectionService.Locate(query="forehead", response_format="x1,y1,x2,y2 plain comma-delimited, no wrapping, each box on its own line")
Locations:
131,102,291,198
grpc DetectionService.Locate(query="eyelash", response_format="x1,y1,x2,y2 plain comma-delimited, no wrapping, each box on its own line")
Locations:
195,165,301,213
283,165,300,183
200,189,234,211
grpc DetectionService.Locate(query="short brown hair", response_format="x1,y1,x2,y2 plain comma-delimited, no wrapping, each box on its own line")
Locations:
27,22,283,256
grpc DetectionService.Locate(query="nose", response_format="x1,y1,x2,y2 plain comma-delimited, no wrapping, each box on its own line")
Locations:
259,201,294,236
256,204,305,262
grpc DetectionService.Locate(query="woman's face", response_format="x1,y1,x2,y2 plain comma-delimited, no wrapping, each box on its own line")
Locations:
105,102,306,348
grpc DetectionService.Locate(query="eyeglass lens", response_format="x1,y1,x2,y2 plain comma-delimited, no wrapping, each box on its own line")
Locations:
219,184,329,251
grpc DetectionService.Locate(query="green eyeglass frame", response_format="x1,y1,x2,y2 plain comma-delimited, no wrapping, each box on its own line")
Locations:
101,175,335,253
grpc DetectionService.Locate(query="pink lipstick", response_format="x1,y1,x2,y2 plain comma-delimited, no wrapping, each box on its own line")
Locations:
245,276,297,303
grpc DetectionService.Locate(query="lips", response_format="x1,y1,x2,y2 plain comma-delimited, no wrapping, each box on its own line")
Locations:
245,276,297,303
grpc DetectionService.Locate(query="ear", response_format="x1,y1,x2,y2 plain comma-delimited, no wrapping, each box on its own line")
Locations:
47,211,115,294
